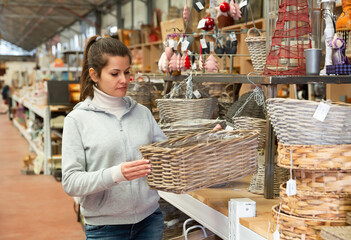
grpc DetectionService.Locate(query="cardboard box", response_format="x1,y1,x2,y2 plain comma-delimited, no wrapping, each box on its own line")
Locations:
160,18,185,41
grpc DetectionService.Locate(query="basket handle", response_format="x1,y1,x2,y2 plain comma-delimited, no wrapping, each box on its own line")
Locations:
247,27,263,38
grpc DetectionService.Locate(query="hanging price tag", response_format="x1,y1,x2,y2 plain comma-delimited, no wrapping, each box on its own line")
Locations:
286,179,297,196
239,0,248,8
273,229,280,240
192,62,197,70
196,1,204,10
182,40,190,51
197,19,206,29
168,39,175,48
200,39,207,49
230,32,237,41
209,0,216,8
193,90,202,98
225,125,234,130
209,41,214,52
313,101,331,122
173,40,178,50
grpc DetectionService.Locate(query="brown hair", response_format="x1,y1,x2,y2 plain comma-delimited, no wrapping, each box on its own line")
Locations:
80,36,132,100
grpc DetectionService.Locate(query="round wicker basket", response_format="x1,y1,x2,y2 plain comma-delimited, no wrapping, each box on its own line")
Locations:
293,170,351,194
277,143,351,171
156,98,217,123
280,183,351,220
271,204,347,240
140,130,259,194
245,28,267,74
267,98,351,145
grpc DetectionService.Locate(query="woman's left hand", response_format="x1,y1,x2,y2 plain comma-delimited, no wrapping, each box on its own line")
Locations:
121,158,151,181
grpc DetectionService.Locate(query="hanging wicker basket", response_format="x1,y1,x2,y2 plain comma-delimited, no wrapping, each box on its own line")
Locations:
280,183,351,220
293,169,351,194
277,143,351,171
160,119,225,139
271,205,347,240
245,28,267,74
267,98,351,145
156,98,217,123
140,130,259,194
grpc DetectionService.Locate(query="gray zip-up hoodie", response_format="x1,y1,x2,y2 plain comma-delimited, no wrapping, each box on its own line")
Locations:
61,96,167,225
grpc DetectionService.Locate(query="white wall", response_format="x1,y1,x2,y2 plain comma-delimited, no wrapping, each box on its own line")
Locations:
3,61,36,86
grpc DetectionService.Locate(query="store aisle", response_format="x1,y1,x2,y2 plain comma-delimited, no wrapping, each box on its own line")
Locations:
0,114,85,240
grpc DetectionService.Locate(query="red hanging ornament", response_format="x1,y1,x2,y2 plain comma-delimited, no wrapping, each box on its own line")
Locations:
184,54,191,69
219,2,230,12
202,17,215,31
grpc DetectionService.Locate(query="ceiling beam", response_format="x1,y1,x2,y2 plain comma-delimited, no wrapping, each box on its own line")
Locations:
0,1,92,9
1,14,74,20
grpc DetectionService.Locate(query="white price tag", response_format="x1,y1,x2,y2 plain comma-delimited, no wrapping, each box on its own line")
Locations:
313,101,331,122
209,0,216,8
173,40,178,50
196,2,204,10
273,229,280,240
168,39,175,48
187,50,192,55
192,62,197,70
200,39,207,49
193,90,201,99
210,41,214,52
182,40,190,51
197,19,206,29
239,0,248,8
225,125,234,130
286,179,297,196
230,32,237,41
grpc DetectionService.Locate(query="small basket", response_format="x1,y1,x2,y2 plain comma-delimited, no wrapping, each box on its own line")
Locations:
140,130,259,194
271,205,347,240
245,28,267,74
321,226,351,240
127,81,152,109
277,143,351,171
280,183,351,220
293,170,351,194
156,98,217,123
267,98,351,145
160,119,225,139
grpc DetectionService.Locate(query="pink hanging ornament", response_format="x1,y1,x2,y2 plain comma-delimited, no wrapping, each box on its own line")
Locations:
165,47,173,60
158,52,167,72
181,54,187,71
183,5,190,22
234,1,241,20
205,55,218,72
168,53,178,72
229,0,236,18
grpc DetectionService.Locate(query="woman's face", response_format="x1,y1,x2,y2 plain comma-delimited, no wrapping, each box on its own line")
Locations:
91,55,131,98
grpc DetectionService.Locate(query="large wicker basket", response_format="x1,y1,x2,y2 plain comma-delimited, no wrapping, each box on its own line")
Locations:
266,98,351,145
271,205,347,240
160,119,225,139
140,130,259,194
293,170,351,194
321,226,351,240
156,98,217,123
245,28,267,74
278,143,351,171
280,183,351,220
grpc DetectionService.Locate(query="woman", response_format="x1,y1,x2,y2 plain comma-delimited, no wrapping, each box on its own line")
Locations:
62,35,167,240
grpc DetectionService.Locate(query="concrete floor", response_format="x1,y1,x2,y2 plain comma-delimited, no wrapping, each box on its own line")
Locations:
0,113,85,240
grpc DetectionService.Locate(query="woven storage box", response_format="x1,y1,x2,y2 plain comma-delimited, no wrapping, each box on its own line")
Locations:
245,28,267,74
156,98,217,123
278,143,351,171
140,130,259,194
267,98,351,145
160,119,225,139
231,116,266,149
321,226,351,240
280,183,351,220
293,170,351,194
271,205,347,240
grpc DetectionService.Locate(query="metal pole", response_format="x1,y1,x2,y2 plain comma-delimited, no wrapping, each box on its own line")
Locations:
131,0,134,29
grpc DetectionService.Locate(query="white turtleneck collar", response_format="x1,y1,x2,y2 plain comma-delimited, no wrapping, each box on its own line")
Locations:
92,86,126,119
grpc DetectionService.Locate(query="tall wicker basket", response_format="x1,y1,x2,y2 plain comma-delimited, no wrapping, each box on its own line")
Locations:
245,27,267,74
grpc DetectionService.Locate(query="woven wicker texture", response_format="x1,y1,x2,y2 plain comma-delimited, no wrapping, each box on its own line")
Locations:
278,143,351,171
267,98,351,145
140,130,259,194
271,205,347,240
321,226,351,240
245,28,267,74
225,91,266,123
280,183,351,220
347,212,351,225
293,170,351,194
127,81,153,109
248,153,289,196
160,119,225,139
156,98,217,123
230,116,266,149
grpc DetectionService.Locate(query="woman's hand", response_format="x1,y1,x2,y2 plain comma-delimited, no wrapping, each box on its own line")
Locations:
121,159,151,181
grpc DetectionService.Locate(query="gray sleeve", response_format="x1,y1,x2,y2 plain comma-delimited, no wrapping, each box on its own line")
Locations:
61,115,116,197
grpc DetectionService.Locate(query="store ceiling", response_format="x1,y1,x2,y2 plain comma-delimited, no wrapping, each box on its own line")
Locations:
0,0,118,51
